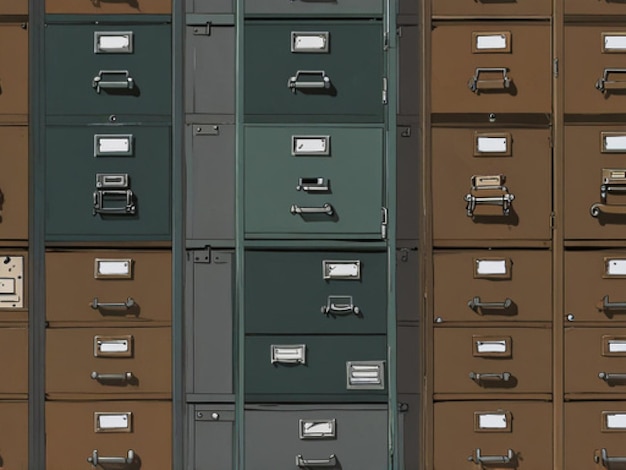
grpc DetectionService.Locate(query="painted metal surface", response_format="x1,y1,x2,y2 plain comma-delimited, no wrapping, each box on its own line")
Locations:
46,0,171,15
0,22,28,117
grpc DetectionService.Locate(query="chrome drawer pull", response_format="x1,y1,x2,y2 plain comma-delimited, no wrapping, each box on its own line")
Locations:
290,203,334,216
469,371,511,383
321,295,361,316
288,70,331,93
87,449,135,467
468,296,513,312
599,372,626,382
296,454,337,467
600,295,626,311
91,297,135,310
465,192,515,217
596,68,626,93
90,371,134,383
297,177,329,192
468,67,511,93
92,70,135,94
595,448,626,467
468,448,515,465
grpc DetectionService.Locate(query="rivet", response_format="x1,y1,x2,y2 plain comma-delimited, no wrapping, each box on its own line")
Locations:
211,412,220,420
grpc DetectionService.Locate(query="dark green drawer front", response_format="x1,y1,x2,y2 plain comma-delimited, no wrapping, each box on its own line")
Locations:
245,0,383,16
245,126,384,239
244,21,384,123
245,335,387,402
45,22,171,116
45,126,171,241
245,250,387,334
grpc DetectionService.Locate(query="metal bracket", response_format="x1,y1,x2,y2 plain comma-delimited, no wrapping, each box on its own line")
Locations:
192,22,211,36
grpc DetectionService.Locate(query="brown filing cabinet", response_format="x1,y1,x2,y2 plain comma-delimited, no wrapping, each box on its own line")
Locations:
565,0,626,16
0,0,27,15
0,327,27,397
0,402,28,467
45,0,172,14
0,21,28,120
0,127,29,242
432,0,551,17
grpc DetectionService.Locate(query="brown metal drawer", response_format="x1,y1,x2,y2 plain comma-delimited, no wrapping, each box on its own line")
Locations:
565,328,626,394
0,1,27,14
434,328,551,395
564,126,626,239
565,26,626,115
565,250,626,323
46,0,171,14
46,327,171,396
432,127,552,242
0,328,27,395
46,401,171,470
0,402,28,467
0,126,28,241
434,250,551,324
434,401,552,470
565,402,626,470
0,22,27,118
46,250,171,325
431,23,551,114
565,0,626,17
433,0,550,17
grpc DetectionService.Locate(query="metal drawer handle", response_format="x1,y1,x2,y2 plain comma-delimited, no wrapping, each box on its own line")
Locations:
290,203,334,216
297,177,329,192
599,372,626,382
93,189,136,216
468,448,515,465
92,70,135,94
595,448,626,467
468,296,513,312
465,192,515,217
468,67,511,93
91,297,136,310
296,454,337,467
87,449,135,467
321,295,361,316
596,68,626,93
288,70,331,93
600,295,626,311
90,371,134,383
469,371,511,383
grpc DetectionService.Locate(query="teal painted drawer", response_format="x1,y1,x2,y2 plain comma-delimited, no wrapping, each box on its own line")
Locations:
245,0,382,16
45,125,171,241
244,126,385,239
245,335,387,402
245,250,387,334
244,21,384,123
45,21,171,117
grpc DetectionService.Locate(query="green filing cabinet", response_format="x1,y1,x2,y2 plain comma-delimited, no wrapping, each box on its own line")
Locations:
244,125,385,239
244,0,383,16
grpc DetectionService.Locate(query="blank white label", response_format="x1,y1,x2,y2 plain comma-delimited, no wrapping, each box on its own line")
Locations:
271,345,306,364
476,259,507,275
325,261,360,279
476,34,507,50
301,420,336,438
294,35,326,51
479,413,508,429
97,261,130,276
477,137,508,153
294,137,328,154
98,414,129,430
99,340,129,353
605,135,626,152
349,365,382,384
477,340,507,353
0,278,16,295
608,259,626,275
609,340,626,353
607,414,626,429
605,36,626,51
99,138,130,154
99,36,130,51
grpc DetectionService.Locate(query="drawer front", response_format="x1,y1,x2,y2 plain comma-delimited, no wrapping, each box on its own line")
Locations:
244,126,384,238
0,328,27,395
434,251,551,324
431,23,551,114
46,250,171,324
244,21,384,123
0,1,27,14
245,250,387,335
0,126,28,241
245,335,387,401
565,26,626,115
397,247,420,323
432,127,552,242
434,328,552,394
433,0,551,17
245,405,387,470
46,401,171,470
0,23,27,116
434,401,552,470
397,123,420,241
565,250,626,323
565,0,626,17
244,0,383,16
565,402,626,470
46,0,171,13
564,126,626,239
185,23,235,116
46,327,171,395
192,405,234,469
45,126,171,241
186,123,235,243
187,0,232,13
565,328,626,394
45,22,171,116
0,402,27,468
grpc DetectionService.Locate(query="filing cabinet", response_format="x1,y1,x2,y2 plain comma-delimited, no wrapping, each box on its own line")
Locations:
245,335,387,402
0,22,28,118
0,126,29,241
432,127,552,242
432,0,551,18
46,0,172,14
244,125,385,239
45,21,172,117
0,402,28,468
245,404,388,469
244,21,384,123
396,123,420,242
0,328,27,396
186,0,232,14
244,0,383,17
189,405,234,469
45,125,171,241
434,401,552,470
565,1,626,19
46,400,171,470
431,23,552,115
245,250,387,335
434,250,552,323
0,1,27,15
46,250,171,325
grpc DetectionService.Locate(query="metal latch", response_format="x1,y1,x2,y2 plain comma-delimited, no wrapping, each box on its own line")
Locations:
591,169,626,217
193,22,211,36
93,173,136,216
381,207,388,239
465,175,515,217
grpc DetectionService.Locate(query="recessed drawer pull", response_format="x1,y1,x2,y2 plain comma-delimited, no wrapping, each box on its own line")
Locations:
288,70,331,93
87,449,135,467
90,371,134,383
92,70,135,94
91,297,135,310
469,371,511,383
296,454,337,467
465,192,515,217
468,296,513,312
290,203,334,216
468,67,511,93
596,68,626,93
595,448,626,467
321,295,361,316
600,295,626,311
297,177,329,192
598,372,626,382
468,448,515,465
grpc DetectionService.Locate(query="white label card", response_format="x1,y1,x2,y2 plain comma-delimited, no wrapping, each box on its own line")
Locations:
303,421,334,435
477,259,507,275
325,262,360,279
605,36,626,51
476,34,507,50
607,414,626,429
609,340,626,353
97,260,130,276
99,340,129,353
98,414,129,430
294,35,326,51
99,138,130,154
608,259,626,276
99,36,130,51
271,345,306,364
477,340,507,353
605,135,626,152
477,137,508,153
479,413,508,429
0,278,16,295
294,137,328,154
349,365,382,384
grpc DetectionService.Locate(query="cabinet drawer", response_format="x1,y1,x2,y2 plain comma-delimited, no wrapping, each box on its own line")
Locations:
47,0,171,13
244,0,382,17
433,0,550,17
0,402,27,467
0,328,27,395
0,22,27,117
0,126,28,241
565,1,626,18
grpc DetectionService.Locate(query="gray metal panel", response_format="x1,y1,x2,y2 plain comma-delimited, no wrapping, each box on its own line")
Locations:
398,24,420,118
186,123,235,243
186,0,233,13
185,24,235,116
190,405,234,470
396,247,419,323
398,395,420,470
396,124,420,242
186,249,234,396
398,324,420,394
245,405,388,469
